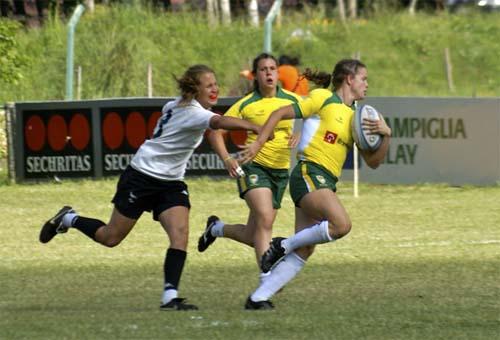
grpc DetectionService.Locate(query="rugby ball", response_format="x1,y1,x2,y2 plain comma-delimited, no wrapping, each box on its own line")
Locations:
351,104,382,151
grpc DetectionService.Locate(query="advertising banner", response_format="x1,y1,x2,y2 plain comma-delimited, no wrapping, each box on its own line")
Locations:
7,97,500,185
353,97,500,185
22,108,93,179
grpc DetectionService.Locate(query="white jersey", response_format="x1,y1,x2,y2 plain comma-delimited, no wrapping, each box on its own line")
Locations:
130,97,216,181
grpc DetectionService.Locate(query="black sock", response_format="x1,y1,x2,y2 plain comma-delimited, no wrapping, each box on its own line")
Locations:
164,248,187,291
72,216,105,241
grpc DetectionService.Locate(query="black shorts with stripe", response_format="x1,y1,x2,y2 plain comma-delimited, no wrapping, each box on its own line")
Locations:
111,166,190,221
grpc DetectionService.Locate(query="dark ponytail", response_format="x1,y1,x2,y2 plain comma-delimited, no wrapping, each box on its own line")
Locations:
303,68,332,88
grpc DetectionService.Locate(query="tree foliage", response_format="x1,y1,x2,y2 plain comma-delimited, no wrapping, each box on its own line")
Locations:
0,19,27,85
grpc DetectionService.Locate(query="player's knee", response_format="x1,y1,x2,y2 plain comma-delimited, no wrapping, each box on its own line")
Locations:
172,226,189,241
101,236,123,248
328,219,351,239
98,228,127,247
169,230,189,249
255,215,274,231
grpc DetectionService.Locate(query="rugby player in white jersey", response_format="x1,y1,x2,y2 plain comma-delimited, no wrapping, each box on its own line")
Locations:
39,65,261,311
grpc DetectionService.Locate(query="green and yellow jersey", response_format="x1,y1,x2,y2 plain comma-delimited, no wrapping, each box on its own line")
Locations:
292,88,355,178
225,87,302,169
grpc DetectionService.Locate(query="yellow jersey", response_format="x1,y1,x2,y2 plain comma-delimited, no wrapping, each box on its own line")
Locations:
292,88,354,178
225,87,302,169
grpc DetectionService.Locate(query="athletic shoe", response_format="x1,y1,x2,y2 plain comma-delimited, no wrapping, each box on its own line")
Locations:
39,206,74,244
160,298,198,311
244,296,274,310
197,215,219,252
260,237,286,273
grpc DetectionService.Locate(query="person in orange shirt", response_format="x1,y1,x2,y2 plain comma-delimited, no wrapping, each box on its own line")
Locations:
277,55,309,96
240,54,309,96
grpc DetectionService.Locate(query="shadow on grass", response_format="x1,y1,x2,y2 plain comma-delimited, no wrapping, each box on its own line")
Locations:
1,258,499,339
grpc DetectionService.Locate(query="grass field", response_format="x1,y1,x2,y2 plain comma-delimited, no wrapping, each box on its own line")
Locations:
1,177,499,339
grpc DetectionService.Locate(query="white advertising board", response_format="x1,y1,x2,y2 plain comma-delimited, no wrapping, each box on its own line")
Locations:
344,97,500,185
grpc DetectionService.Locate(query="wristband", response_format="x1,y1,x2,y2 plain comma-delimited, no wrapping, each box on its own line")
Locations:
223,156,233,162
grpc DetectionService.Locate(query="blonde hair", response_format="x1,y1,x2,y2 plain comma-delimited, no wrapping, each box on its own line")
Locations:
174,64,215,102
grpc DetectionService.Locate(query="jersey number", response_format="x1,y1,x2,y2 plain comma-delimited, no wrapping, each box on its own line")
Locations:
152,109,173,139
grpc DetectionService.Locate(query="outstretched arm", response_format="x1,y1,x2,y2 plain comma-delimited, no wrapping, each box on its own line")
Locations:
209,115,261,135
239,104,296,163
207,129,242,178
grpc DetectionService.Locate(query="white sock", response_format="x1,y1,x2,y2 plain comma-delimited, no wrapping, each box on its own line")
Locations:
282,220,333,254
211,220,225,237
259,271,271,285
62,212,78,228
161,288,178,305
251,252,305,302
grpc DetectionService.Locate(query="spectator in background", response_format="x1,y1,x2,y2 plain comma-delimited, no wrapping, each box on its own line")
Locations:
0,0,48,28
278,55,309,96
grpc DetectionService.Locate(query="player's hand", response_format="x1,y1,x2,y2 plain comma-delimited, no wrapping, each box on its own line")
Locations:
288,132,300,148
223,157,241,178
362,114,391,137
237,141,263,164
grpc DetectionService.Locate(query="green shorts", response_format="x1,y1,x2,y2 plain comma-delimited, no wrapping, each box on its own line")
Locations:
289,161,338,207
237,162,289,209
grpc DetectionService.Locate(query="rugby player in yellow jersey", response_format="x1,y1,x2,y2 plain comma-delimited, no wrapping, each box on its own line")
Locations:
239,59,392,309
197,53,302,285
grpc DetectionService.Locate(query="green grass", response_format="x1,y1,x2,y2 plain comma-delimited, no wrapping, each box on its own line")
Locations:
1,178,499,339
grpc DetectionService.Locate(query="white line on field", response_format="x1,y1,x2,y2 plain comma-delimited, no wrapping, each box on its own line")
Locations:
393,239,500,248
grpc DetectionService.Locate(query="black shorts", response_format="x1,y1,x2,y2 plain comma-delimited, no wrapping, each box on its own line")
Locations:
111,166,191,221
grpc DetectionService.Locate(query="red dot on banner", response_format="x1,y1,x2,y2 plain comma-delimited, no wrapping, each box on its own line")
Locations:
47,115,68,151
229,130,248,146
69,113,90,151
126,111,146,148
148,111,161,138
25,115,46,151
103,112,124,150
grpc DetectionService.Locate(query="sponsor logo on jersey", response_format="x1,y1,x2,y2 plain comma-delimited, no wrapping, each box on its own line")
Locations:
323,131,338,144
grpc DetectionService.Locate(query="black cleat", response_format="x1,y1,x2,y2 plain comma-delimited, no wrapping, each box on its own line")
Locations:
260,237,287,273
39,206,74,244
197,215,219,252
160,298,198,311
244,296,274,310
